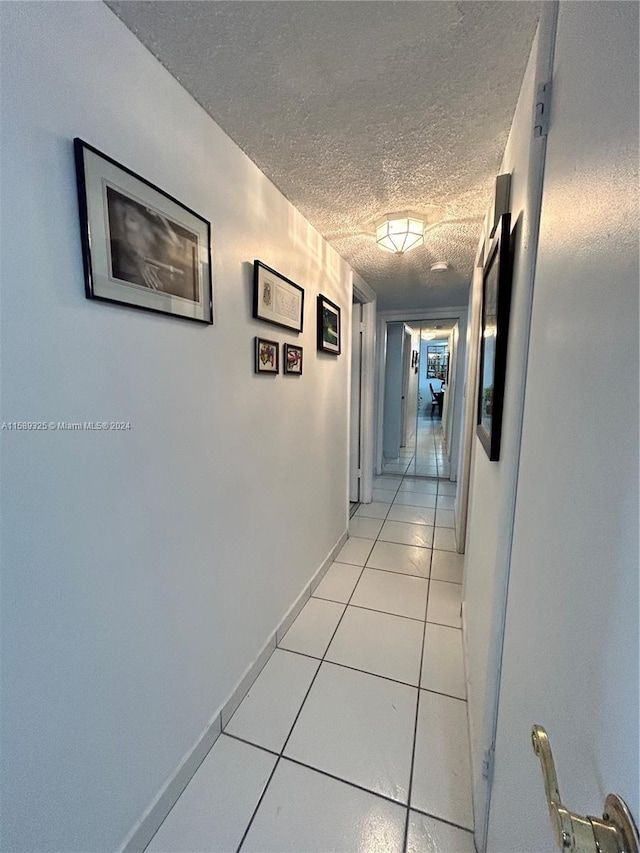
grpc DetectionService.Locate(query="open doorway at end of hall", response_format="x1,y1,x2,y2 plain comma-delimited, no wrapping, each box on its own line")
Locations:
378,318,462,480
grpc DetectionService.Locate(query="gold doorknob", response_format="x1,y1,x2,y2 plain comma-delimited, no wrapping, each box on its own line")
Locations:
531,725,639,853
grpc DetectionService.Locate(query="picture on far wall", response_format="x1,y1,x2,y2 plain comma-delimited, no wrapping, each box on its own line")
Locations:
253,261,304,332
74,138,213,324
477,212,513,461
317,294,341,355
284,343,303,375
255,336,279,374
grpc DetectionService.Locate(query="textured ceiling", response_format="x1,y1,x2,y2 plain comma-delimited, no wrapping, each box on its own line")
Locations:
106,1,540,311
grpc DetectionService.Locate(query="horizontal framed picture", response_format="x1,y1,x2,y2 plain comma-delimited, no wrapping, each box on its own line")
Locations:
74,138,213,324
255,336,279,374
253,261,304,332
284,343,303,375
317,294,341,355
477,212,513,460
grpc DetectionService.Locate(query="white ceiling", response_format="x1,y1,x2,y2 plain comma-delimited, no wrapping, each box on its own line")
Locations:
106,1,540,311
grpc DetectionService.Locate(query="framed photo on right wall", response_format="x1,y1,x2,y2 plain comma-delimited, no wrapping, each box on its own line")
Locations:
477,212,513,461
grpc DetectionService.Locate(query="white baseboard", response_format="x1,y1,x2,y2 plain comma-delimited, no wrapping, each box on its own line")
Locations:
119,527,348,853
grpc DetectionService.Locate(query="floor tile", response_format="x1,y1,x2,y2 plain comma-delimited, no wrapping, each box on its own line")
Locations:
427,580,462,628
436,497,456,512
326,605,424,685
355,501,391,520
312,562,363,604
349,516,384,540
433,527,457,552
398,480,439,495
366,541,432,578
431,550,464,584
351,569,428,621
435,509,455,528
336,536,375,566
243,758,406,853
416,467,440,477
373,475,403,488
437,483,457,496
225,649,319,752
411,691,474,829
372,487,396,502
387,505,435,526
379,520,434,548
421,623,466,699
279,598,346,658
284,663,417,804
392,492,437,509
382,462,409,474
406,810,476,853
146,734,276,853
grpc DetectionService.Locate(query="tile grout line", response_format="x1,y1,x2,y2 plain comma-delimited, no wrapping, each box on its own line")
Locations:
260,487,421,841
302,599,428,625
237,467,459,852
336,562,432,582
277,646,421,691
223,733,419,817
401,476,434,853
409,804,475,835
235,560,369,852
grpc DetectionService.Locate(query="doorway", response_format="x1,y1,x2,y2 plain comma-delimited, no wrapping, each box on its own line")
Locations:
349,275,377,508
378,315,464,482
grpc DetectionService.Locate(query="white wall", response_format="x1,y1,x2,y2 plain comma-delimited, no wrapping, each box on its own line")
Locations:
462,14,553,846
488,2,639,849
0,3,351,850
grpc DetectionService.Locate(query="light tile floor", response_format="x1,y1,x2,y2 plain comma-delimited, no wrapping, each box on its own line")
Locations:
382,415,451,479
146,475,474,853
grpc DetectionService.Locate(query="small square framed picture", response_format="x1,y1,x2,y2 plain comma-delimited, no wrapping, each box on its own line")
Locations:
255,337,279,374
317,294,341,354
284,343,303,375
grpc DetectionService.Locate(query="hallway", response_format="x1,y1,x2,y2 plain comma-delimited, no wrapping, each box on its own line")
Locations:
145,475,471,853
2,3,638,850
382,415,451,480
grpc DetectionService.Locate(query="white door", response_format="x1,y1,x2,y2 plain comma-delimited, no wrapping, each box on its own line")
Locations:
485,2,639,849
349,300,362,502
400,328,412,446
464,3,639,850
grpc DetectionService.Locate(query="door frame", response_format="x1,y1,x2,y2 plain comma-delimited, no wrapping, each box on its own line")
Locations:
375,307,468,491
350,274,377,504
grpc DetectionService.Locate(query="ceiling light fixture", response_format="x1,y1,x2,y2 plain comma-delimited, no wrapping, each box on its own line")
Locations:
375,211,425,254
430,261,449,272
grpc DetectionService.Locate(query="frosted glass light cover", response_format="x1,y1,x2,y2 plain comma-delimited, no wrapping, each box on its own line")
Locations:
376,212,425,254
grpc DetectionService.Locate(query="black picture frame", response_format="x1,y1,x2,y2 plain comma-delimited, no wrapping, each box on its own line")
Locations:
283,343,303,375
477,213,513,460
317,294,341,354
74,138,213,324
255,336,279,374
253,261,304,332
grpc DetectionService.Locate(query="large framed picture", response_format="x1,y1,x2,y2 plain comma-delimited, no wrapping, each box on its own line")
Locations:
317,294,341,355
253,261,304,332
284,343,303,375
255,337,279,374
74,138,213,324
477,213,513,460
